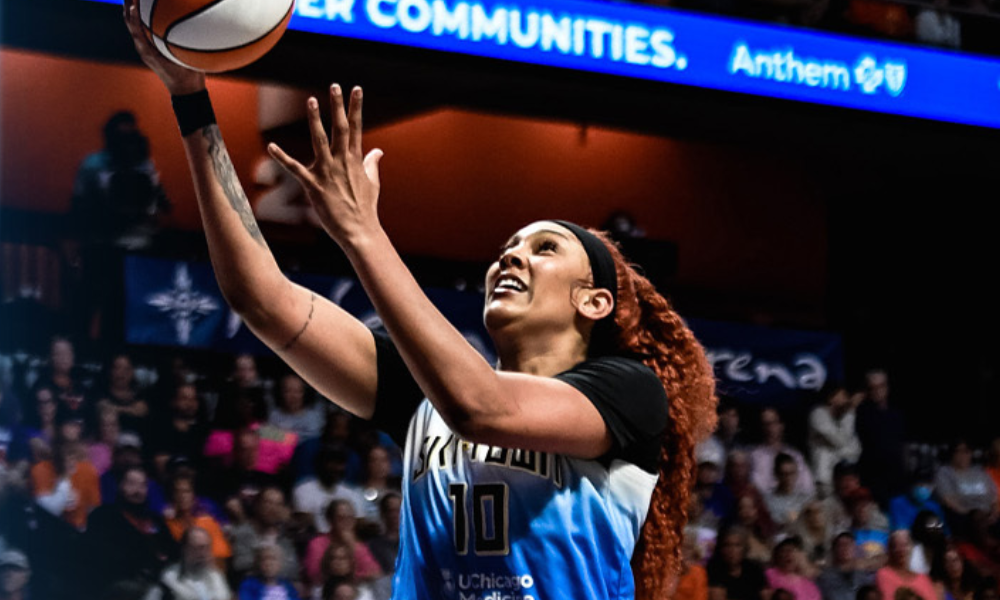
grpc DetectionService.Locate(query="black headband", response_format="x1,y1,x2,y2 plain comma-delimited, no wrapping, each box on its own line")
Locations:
551,220,619,355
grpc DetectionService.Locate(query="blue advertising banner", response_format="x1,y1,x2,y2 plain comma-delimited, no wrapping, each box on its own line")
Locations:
688,317,843,406
126,255,841,405
124,255,497,361
87,0,1000,129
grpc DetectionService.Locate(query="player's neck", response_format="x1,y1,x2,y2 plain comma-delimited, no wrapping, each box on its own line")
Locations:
494,331,588,377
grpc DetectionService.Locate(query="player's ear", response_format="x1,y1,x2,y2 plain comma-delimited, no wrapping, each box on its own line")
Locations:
576,288,614,322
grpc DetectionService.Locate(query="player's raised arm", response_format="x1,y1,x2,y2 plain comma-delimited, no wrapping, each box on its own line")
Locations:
122,0,379,418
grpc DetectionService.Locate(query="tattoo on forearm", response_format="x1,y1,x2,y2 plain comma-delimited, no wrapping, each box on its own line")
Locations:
201,125,265,245
281,293,316,352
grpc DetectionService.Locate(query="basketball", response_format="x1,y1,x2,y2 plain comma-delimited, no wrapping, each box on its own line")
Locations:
137,0,295,73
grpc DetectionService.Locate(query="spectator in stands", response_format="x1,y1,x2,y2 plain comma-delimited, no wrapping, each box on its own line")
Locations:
765,452,815,530
236,542,300,600
30,431,100,530
149,382,209,477
698,456,736,528
213,354,271,432
825,462,890,535
850,487,890,569
268,372,326,442
890,467,947,533
931,545,981,600
856,369,907,506
725,450,778,541
144,527,230,600
817,532,875,600
732,494,774,564
366,492,400,600
291,411,357,485
88,405,118,475
33,337,91,436
229,486,300,586
914,0,961,48
956,510,1000,583
357,445,399,529
69,110,170,339
304,499,383,590
0,549,31,600
86,465,179,594
10,385,57,464
707,526,771,600
935,441,999,534
204,404,297,492
209,425,286,523
910,511,947,575
808,382,862,497
751,407,815,497
294,445,366,534
95,353,149,437
876,531,937,600
792,499,836,569
162,470,231,571
698,399,747,474
676,530,710,600
100,433,166,513
317,543,377,600
765,536,822,600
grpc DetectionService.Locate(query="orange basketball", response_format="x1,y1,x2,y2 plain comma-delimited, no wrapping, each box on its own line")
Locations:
138,0,295,73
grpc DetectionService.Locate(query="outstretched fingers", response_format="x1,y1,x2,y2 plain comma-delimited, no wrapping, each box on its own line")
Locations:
305,97,331,165
268,142,313,185
348,87,364,156
329,84,351,155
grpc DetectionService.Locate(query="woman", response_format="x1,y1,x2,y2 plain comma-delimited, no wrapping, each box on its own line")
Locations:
876,531,938,600
357,445,397,526
122,6,717,598
765,537,821,600
734,494,776,564
304,500,383,589
792,499,835,571
95,353,150,437
269,372,327,442
316,543,377,600
931,546,981,600
707,526,770,600
10,385,58,464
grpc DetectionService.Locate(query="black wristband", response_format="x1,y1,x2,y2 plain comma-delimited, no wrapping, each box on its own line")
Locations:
172,89,216,137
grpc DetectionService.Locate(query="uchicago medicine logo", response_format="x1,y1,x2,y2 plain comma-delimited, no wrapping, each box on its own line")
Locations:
729,42,907,97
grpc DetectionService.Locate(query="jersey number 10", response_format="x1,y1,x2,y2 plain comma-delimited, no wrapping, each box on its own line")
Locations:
448,483,510,556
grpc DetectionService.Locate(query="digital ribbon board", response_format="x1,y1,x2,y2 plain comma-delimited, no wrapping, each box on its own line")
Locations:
86,0,1000,129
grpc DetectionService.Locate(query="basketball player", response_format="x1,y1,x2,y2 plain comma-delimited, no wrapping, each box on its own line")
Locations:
123,2,718,598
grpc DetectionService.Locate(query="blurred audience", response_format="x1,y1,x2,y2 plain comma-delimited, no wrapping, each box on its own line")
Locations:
751,407,816,497
876,531,937,600
143,527,229,600
808,383,862,497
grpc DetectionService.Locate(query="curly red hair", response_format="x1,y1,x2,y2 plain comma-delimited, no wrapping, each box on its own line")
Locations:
595,231,718,600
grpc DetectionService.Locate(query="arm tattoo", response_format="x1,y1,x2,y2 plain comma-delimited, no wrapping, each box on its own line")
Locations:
201,125,265,245
280,293,316,352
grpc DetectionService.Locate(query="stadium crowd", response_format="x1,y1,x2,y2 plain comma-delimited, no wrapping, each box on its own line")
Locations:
1,335,999,600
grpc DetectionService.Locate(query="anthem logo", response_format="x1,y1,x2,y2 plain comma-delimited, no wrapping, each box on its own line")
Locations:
729,42,907,97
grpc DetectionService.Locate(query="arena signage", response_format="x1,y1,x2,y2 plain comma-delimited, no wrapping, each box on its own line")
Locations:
125,256,840,405
89,0,1000,129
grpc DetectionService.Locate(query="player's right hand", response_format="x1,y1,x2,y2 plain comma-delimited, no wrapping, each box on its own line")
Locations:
123,0,206,96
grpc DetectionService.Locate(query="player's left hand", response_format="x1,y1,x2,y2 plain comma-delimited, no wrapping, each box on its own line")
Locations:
267,85,384,250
